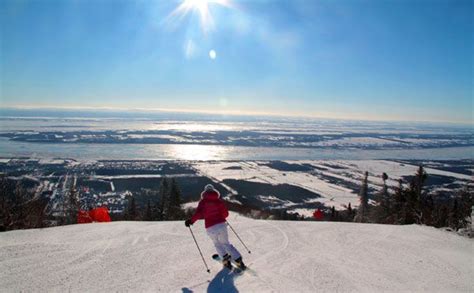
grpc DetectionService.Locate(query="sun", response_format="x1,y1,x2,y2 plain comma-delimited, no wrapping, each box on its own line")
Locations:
165,0,233,33
184,0,213,31
184,0,209,13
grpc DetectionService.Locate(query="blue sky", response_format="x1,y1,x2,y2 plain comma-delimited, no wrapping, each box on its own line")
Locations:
0,0,472,123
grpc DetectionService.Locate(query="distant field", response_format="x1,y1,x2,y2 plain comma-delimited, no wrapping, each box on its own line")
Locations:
1,158,471,217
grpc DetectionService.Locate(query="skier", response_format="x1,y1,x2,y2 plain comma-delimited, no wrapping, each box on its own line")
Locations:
185,184,246,271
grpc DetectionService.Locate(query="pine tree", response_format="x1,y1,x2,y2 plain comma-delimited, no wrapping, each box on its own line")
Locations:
144,200,152,221
66,186,79,224
330,206,336,221
422,194,434,226
405,166,427,224
167,178,185,220
457,185,473,229
158,178,170,220
354,171,369,223
0,175,9,231
381,173,390,210
147,189,161,221
152,201,161,221
346,202,354,221
13,183,27,229
394,179,405,223
448,199,461,230
372,172,392,223
126,197,137,221
414,166,427,200
404,181,417,224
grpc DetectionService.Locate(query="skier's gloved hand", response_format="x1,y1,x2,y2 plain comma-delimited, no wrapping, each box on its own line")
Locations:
185,219,192,227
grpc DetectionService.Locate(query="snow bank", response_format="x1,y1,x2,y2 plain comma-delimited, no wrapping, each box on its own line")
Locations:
1,214,472,292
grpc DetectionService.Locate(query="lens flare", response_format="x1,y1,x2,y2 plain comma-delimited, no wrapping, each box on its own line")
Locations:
209,49,217,59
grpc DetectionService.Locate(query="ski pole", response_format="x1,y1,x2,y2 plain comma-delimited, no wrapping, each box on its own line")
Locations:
188,226,210,273
226,221,251,254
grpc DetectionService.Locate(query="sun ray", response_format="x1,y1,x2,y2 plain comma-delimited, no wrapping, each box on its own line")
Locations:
164,0,233,33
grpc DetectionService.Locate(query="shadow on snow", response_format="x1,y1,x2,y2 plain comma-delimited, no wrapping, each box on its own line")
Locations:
181,268,238,293
207,268,239,293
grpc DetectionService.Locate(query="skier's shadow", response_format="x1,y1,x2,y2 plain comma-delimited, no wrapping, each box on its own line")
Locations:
207,269,238,293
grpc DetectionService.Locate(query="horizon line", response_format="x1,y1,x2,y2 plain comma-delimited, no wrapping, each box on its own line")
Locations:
0,104,472,126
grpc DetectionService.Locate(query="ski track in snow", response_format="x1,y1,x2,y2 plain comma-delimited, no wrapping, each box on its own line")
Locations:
1,213,472,292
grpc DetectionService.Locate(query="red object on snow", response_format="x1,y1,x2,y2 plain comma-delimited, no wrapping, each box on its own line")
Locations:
89,207,112,222
313,209,324,220
77,210,93,223
77,207,111,224
190,190,229,228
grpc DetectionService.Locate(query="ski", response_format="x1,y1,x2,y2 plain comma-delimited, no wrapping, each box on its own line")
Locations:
211,254,246,274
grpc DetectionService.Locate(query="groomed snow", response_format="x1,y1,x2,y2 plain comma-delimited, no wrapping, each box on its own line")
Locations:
1,213,472,292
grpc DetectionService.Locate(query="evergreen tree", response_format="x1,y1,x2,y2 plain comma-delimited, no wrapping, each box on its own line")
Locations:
158,178,170,220
372,172,392,223
152,201,161,221
448,199,462,230
404,180,417,224
146,189,161,221
66,186,79,224
346,202,354,221
381,173,390,210
126,197,137,220
354,171,369,223
330,206,339,221
434,204,449,228
394,179,406,224
144,200,152,221
167,178,185,220
414,166,427,200
12,183,27,229
0,175,9,231
421,194,434,226
457,185,473,229
405,166,427,224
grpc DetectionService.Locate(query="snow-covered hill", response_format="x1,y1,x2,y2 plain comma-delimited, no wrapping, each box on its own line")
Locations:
1,214,472,292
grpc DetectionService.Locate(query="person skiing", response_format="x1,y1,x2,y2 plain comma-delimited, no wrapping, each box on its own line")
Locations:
185,184,246,271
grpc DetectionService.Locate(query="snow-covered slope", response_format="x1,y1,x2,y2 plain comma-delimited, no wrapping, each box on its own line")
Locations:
1,214,472,292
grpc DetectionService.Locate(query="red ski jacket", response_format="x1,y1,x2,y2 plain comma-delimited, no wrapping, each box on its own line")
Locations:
190,190,229,229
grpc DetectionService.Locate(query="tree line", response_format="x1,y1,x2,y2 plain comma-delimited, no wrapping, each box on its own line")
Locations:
121,177,187,221
332,166,472,231
1,167,472,232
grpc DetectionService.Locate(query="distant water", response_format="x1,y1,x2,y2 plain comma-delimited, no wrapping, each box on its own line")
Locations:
0,138,472,161
0,115,472,161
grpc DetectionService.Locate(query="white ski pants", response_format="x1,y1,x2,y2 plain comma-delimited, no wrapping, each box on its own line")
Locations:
206,222,241,260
